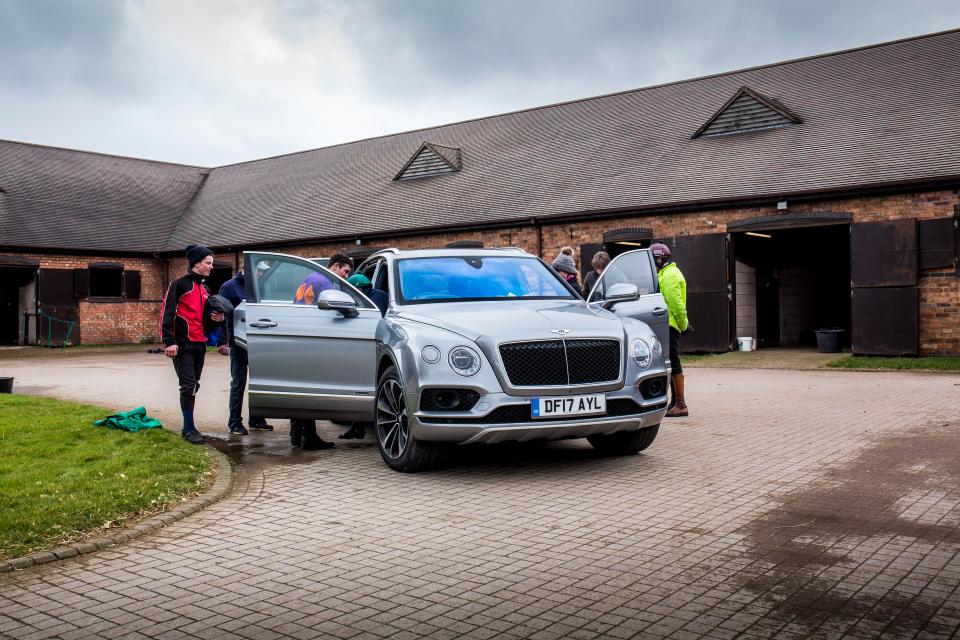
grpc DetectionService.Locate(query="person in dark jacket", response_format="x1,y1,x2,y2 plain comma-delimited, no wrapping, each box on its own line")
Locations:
160,245,225,444
217,269,273,435
552,246,583,297
347,273,388,316
584,251,611,298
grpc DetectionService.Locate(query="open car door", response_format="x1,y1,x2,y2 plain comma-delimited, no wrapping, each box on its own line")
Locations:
241,251,380,422
587,249,670,351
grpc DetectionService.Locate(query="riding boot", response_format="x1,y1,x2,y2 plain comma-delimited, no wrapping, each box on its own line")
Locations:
301,421,334,450
290,420,303,447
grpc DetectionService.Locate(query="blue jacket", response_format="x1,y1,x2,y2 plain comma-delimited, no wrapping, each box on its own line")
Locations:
218,272,246,345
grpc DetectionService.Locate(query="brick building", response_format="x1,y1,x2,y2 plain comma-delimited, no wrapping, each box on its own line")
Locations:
2,30,958,354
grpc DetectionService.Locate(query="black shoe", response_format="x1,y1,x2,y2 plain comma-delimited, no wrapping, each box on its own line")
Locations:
182,430,206,445
249,420,274,431
338,424,365,440
229,425,249,435
301,431,335,451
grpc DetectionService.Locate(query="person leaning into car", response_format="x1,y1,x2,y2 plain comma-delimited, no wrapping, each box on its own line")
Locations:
160,244,225,445
217,267,274,436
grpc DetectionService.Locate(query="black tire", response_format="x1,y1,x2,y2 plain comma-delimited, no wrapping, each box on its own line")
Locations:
587,424,659,455
375,366,444,472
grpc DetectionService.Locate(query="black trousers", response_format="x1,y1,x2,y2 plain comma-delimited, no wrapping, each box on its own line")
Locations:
228,344,248,428
172,345,206,412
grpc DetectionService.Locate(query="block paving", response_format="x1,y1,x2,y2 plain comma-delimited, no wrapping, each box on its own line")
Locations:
1,356,959,638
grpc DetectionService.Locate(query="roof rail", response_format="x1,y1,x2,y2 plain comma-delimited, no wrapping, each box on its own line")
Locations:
494,246,529,253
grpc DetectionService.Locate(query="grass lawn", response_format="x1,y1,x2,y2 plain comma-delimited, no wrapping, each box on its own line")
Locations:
826,355,960,372
0,395,214,560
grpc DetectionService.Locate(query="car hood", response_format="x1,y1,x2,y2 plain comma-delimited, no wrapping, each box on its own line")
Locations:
394,300,623,343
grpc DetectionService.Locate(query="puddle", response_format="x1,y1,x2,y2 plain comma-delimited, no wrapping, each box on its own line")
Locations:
206,433,335,468
732,420,960,635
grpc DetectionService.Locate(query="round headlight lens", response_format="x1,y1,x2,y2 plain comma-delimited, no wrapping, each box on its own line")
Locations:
448,346,481,376
631,338,652,369
421,345,441,364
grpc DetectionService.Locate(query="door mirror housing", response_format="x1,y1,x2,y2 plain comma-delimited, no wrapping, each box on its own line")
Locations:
317,289,359,317
602,282,640,309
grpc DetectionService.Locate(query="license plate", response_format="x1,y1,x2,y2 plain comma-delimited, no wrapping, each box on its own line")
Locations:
531,394,606,419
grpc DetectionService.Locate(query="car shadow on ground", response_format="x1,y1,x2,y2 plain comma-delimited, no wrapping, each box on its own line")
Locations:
205,430,640,475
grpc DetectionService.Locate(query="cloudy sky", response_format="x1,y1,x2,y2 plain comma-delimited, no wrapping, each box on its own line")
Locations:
1,0,957,166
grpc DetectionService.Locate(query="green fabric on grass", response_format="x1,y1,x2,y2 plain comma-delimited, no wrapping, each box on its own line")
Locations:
94,406,163,432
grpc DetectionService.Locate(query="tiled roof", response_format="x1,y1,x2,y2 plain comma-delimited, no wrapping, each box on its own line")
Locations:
3,29,960,253
0,141,207,252
170,29,960,250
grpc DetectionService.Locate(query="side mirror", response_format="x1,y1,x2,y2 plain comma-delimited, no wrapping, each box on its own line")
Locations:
602,282,640,309
317,289,359,318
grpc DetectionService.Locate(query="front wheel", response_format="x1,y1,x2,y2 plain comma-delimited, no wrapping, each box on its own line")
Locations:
375,366,443,472
587,424,659,455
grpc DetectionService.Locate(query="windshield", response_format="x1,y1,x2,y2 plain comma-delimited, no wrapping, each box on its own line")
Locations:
397,256,574,304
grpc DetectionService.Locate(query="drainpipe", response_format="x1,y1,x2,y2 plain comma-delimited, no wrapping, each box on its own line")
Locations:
533,218,542,258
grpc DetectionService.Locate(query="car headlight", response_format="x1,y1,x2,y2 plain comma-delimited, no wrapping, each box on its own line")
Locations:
421,345,441,364
448,345,481,376
631,338,652,370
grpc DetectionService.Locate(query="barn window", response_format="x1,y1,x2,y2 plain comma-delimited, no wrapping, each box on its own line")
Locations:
89,263,124,298
693,86,802,138
394,142,462,181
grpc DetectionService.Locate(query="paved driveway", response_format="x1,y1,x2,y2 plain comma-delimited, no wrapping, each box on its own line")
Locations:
1,350,959,639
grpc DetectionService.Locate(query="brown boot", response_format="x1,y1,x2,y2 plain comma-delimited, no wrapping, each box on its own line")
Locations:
665,402,689,418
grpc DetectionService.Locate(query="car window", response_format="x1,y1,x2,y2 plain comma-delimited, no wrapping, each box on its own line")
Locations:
373,261,390,296
359,259,378,283
588,251,657,302
396,256,573,304
250,254,374,308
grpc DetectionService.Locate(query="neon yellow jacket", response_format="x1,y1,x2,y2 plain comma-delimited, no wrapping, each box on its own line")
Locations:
657,262,688,332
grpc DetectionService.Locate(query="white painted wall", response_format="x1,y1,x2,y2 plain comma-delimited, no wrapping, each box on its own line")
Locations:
735,260,757,341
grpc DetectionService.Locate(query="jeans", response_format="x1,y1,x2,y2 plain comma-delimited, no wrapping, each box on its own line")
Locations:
229,344,267,428
228,344,249,429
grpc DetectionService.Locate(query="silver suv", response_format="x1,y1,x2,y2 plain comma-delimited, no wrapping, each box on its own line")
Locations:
236,248,670,472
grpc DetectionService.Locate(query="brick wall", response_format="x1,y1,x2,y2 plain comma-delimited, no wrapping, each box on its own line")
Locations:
12,188,958,351
919,268,960,354
5,252,167,345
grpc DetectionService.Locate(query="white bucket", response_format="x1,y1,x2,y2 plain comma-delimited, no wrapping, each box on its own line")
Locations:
737,337,755,351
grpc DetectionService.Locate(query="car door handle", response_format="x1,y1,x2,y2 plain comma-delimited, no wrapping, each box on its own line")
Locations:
652,307,667,316
249,320,277,328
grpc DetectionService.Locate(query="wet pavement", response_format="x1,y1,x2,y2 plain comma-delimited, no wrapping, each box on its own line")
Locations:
1,349,960,639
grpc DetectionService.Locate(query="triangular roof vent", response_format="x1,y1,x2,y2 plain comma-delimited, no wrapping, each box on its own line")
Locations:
693,86,802,138
394,142,462,181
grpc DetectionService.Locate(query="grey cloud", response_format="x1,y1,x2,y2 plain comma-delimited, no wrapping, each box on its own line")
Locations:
0,0,144,95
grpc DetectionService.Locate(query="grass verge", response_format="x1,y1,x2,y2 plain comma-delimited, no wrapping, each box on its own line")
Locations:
826,355,960,372
0,395,214,560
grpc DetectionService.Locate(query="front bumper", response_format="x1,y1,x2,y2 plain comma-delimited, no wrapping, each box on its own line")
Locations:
409,377,668,444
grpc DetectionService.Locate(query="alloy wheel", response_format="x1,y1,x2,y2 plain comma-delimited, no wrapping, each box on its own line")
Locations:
376,378,409,459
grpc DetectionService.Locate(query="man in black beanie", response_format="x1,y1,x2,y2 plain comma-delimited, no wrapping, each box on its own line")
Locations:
159,245,225,444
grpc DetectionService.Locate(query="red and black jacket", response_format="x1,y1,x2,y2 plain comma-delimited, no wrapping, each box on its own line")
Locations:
160,272,214,347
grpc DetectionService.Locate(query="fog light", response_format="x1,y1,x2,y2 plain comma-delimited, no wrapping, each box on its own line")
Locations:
435,390,460,410
638,376,668,399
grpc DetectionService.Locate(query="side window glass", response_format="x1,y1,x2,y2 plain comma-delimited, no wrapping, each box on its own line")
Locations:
373,261,390,296
588,252,657,302
250,254,373,308
359,260,378,283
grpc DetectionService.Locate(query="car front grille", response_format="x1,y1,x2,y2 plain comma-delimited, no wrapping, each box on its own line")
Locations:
418,399,666,425
498,339,621,386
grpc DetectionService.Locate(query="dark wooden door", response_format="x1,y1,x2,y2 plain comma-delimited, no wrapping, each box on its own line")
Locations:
38,269,81,346
666,233,731,352
850,220,918,355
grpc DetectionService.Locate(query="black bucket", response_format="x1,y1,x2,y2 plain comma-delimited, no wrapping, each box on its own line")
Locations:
0,377,13,393
815,329,844,354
